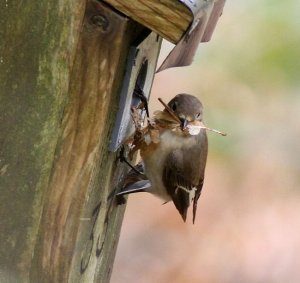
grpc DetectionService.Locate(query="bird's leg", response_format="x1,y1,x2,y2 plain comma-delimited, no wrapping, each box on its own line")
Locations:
118,145,143,175
106,147,133,202
107,146,132,205
109,146,144,205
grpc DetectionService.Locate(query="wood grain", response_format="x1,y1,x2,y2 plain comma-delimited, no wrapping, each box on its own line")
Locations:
103,0,192,43
0,0,87,280
0,0,161,282
30,2,130,281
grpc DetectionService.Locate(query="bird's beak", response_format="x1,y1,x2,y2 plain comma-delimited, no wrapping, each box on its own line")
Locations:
179,118,188,130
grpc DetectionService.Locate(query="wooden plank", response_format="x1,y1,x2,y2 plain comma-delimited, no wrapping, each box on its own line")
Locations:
29,2,131,281
0,0,87,281
0,0,161,282
102,0,192,43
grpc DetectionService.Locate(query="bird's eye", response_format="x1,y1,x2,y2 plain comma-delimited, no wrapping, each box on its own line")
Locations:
196,113,201,119
171,102,177,111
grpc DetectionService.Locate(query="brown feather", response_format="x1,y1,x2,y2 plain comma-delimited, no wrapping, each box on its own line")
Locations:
162,130,208,223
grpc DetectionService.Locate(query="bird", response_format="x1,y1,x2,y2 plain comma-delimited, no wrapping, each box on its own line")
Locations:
117,94,208,223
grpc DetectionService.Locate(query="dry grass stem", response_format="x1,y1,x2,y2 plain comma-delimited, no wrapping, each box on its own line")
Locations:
158,98,180,122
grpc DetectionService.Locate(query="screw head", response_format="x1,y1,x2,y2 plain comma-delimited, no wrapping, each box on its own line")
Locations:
90,14,109,31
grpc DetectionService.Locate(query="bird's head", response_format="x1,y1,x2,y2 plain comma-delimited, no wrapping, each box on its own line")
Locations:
166,94,204,130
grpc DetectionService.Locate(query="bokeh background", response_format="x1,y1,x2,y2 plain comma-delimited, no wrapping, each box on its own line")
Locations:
111,1,300,282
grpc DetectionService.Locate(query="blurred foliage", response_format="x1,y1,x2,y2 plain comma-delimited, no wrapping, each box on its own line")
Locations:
188,0,300,165
200,0,300,88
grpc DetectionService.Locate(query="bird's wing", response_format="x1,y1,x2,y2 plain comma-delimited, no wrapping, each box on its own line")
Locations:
162,132,208,223
116,162,150,197
116,180,151,196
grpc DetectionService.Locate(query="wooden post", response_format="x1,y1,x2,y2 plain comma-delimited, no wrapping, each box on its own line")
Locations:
0,1,161,282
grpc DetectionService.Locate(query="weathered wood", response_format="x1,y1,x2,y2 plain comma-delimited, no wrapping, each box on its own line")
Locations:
0,0,161,282
102,0,192,43
0,0,87,281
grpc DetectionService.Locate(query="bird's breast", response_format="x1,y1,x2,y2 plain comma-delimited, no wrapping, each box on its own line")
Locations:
141,129,197,201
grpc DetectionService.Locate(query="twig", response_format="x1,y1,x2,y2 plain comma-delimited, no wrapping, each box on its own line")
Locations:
158,97,227,136
158,98,180,122
202,126,227,136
